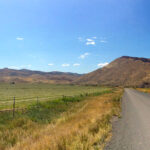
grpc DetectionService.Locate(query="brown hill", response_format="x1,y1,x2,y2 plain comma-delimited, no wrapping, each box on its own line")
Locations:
74,56,150,87
0,68,81,84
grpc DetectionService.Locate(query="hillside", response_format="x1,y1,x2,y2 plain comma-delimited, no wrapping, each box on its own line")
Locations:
74,56,150,87
0,68,81,84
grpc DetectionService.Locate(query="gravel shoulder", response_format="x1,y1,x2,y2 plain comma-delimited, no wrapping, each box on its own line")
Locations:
105,88,150,150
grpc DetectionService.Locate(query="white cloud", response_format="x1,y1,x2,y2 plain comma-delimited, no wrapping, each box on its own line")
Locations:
86,38,94,42
16,37,24,41
86,41,95,45
73,63,80,67
62,64,70,67
86,39,95,45
48,64,54,66
78,37,97,45
79,53,90,59
97,62,109,68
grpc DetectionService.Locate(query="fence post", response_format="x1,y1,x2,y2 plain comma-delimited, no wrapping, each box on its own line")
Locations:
37,97,38,107
13,96,15,118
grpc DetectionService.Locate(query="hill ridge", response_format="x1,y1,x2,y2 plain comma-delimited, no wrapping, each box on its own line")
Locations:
119,56,150,63
0,68,81,84
74,56,150,87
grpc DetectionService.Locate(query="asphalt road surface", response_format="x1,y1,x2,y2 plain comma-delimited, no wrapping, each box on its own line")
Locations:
105,89,150,150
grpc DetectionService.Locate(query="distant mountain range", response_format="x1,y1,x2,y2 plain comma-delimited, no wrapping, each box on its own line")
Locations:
74,56,150,87
1,56,150,87
0,68,81,84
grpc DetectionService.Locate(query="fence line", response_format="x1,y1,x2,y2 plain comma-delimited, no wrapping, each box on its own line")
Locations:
0,93,90,105
0,90,106,115
0,94,86,112
0,94,82,103
13,97,15,118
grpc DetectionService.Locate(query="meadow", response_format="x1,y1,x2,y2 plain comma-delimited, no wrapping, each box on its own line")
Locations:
0,83,109,110
0,83,123,150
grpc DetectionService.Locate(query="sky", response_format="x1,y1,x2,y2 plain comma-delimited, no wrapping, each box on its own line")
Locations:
0,0,150,74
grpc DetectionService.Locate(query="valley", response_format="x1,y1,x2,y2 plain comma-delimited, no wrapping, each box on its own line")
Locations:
0,84,122,150
0,56,150,150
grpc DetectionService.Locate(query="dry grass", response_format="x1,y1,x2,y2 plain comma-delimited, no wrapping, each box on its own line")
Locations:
136,88,150,93
8,89,123,150
0,83,109,110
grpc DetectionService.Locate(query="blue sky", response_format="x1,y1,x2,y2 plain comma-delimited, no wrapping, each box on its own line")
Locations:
0,0,150,73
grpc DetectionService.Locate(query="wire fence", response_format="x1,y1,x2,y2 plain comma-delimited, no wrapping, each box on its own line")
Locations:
0,93,90,113
0,87,110,117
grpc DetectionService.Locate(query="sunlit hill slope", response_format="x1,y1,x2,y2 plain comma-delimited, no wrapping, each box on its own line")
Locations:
74,56,150,87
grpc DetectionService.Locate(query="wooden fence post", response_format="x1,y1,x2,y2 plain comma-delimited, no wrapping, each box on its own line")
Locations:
13,96,15,118
37,97,38,107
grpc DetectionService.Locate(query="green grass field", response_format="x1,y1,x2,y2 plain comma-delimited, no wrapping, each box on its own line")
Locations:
0,84,116,150
0,83,110,110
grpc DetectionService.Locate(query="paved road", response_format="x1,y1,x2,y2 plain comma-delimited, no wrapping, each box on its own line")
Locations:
105,89,150,150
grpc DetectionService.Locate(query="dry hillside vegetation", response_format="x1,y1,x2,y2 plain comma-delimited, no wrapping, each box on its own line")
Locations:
74,56,150,87
1,56,150,87
0,68,81,84
137,88,150,93
7,89,122,150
